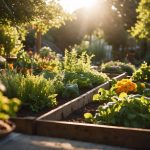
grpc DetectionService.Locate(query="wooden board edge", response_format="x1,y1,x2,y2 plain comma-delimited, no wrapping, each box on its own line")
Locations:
35,120,150,149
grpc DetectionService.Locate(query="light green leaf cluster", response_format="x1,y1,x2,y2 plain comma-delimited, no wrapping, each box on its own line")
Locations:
131,0,150,40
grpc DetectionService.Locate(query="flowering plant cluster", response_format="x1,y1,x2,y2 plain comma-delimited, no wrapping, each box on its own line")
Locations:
114,79,137,94
85,78,150,128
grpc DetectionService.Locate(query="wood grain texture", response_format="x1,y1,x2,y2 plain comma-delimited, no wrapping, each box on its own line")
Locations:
36,120,150,149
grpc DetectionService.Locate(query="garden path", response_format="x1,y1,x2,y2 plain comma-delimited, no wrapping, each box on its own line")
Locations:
0,133,132,150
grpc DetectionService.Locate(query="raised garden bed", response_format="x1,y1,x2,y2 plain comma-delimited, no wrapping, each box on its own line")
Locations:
11,73,126,134
36,72,150,149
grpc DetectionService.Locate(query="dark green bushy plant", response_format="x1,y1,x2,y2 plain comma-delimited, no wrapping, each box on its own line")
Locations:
62,83,80,99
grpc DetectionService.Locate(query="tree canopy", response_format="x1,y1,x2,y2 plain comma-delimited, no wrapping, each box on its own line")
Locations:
131,0,150,40
0,0,71,55
0,0,46,24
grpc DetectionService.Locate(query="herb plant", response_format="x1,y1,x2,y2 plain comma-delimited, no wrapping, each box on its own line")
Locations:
0,71,57,112
132,62,150,82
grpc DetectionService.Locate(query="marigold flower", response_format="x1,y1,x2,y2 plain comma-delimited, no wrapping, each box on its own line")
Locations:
8,63,14,70
115,79,137,94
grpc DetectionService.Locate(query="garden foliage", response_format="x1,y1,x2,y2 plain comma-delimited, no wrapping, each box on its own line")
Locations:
101,61,136,76
0,48,109,112
0,71,57,112
132,62,150,82
85,78,150,129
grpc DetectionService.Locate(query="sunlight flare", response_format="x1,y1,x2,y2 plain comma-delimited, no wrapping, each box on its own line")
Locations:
59,0,98,13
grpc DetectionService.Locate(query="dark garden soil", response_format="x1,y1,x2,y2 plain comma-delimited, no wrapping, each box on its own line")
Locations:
62,101,104,123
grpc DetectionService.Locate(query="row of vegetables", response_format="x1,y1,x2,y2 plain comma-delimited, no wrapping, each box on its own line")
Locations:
0,47,150,130
0,48,109,119
84,63,150,129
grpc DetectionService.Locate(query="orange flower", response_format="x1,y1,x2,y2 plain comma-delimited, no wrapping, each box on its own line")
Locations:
115,79,137,94
8,63,14,70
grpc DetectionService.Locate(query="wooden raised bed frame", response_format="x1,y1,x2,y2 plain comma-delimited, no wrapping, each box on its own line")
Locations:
11,73,126,134
36,72,150,149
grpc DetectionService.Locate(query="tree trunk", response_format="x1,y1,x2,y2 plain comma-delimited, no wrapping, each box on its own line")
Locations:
36,31,42,53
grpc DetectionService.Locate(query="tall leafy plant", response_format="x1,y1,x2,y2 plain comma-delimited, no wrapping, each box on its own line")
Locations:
0,71,57,112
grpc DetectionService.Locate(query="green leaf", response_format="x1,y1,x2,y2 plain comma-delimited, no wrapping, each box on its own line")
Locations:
93,94,100,101
119,92,127,99
84,113,94,123
84,113,93,119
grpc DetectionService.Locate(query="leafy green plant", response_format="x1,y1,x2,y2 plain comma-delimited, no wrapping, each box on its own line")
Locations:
132,62,150,82
0,71,57,112
94,94,150,128
0,92,21,120
101,61,136,76
84,113,94,123
63,49,93,72
39,46,56,58
63,49,109,90
62,83,80,99
0,24,23,57
15,50,34,69
93,88,117,102
85,93,150,128
21,75,57,112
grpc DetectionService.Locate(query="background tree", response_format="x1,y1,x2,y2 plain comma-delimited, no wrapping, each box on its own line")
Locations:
130,0,150,61
108,0,140,29
0,0,71,55
31,0,71,52
0,0,46,25
131,0,150,40
24,0,140,60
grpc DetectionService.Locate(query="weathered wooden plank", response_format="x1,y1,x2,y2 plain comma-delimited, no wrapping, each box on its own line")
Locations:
10,117,36,134
36,120,150,149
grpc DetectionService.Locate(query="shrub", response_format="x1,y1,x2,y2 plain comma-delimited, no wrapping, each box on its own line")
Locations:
63,49,109,90
132,62,150,82
62,83,79,99
39,46,55,58
15,50,34,69
0,71,57,112
101,61,136,76
0,24,23,57
63,49,92,72
0,92,21,120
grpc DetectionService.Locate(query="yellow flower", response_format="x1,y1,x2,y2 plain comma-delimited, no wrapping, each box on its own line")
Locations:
141,83,145,88
115,79,137,94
